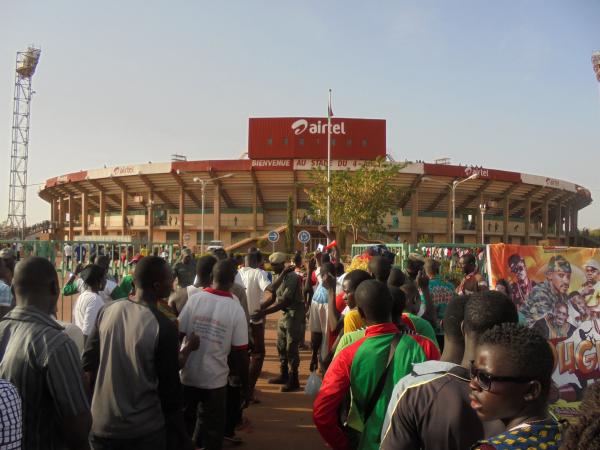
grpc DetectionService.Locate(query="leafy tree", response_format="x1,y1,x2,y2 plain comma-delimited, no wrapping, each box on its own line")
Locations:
285,195,295,253
303,157,406,243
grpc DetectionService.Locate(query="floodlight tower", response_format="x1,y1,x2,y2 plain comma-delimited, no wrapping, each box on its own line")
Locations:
593,51,600,82
7,47,41,238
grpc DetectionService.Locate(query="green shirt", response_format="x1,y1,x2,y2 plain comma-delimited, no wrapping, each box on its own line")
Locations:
275,272,304,313
110,274,134,300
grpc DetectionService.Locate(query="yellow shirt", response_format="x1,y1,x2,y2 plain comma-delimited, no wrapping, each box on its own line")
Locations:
344,309,364,334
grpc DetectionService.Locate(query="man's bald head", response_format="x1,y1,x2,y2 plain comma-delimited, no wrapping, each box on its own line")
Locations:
12,257,59,312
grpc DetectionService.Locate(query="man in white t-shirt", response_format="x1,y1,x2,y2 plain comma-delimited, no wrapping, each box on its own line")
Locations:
63,243,73,268
178,259,249,450
73,265,106,344
238,251,271,401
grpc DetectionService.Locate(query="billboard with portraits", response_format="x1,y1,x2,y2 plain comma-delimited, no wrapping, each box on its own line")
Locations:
487,244,600,421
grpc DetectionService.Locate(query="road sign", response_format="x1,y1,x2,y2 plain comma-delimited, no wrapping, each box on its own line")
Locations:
183,233,191,242
267,230,280,243
298,230,311,244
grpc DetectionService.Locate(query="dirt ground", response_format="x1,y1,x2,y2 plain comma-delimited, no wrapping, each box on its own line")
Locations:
233,312,326,450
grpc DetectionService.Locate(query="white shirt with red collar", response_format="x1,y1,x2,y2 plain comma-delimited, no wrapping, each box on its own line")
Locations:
178,287,249,389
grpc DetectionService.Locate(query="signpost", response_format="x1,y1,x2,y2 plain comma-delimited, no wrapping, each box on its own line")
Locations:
268,230,280,253
298,230,311,244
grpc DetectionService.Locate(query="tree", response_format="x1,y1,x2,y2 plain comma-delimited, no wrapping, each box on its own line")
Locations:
285,195,295,253
303,157,406,243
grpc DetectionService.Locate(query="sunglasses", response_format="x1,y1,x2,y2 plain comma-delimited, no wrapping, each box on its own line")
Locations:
469,361,533,392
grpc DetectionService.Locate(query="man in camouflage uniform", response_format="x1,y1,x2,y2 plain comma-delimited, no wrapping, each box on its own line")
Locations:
251,252,304,392
521,255,571,326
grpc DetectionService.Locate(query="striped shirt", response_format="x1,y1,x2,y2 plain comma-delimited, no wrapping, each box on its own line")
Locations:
0,379,21,449
0,306,90,450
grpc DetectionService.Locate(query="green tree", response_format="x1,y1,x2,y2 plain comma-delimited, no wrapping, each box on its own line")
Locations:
304,157,406,243
285,195,295,253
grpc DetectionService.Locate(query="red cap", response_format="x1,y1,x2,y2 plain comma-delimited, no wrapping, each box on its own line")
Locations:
130,254,143,264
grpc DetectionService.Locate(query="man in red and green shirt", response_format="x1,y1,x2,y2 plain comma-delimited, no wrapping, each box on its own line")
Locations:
313,280,440,450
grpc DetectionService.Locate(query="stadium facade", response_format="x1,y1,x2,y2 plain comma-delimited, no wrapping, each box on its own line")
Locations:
38,117,592,251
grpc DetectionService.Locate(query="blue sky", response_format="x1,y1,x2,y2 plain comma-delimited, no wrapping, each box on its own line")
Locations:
1,1,599,227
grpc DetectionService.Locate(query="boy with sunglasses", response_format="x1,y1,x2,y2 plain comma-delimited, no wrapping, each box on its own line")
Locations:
470,323,561,449
382,290,517,450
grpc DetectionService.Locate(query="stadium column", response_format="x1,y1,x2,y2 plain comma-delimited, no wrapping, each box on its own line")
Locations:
121,188,128,236
99,191,106,235
542,201,549,239
51,197,58,232
410,187,419,244
503,197,509,243
555,204,562,243
446,193,452,243
81,193,88,236
147,190,154,246
524,198,531,245
252,184,258,233
572,207,578,246
565,204,572,246
68,194,74,241
58,196,65,236
179,187,184,246
476,192,484,244
214,183,221,241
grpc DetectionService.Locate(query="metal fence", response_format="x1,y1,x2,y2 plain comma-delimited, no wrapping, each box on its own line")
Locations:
351,242,488,283
0,239,181,321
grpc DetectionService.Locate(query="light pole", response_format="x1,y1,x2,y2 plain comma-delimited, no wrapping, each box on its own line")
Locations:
193,173,234,253
422,173,479,244
479,202,487,244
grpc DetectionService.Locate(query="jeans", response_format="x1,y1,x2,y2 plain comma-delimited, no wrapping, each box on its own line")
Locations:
90,428,166,450
183,385,227,450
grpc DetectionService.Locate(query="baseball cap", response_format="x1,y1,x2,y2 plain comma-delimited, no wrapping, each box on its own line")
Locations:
0,248,16,259
584,259,600,271
269,252,288,265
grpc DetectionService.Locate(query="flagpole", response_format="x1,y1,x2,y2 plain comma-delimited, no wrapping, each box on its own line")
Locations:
326,89,332,242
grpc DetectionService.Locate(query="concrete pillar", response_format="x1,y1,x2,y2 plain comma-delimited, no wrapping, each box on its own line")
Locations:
99,192,106,235
410,188,419,244
476,193,484,244
524,198,531,245
81,193,88,236
566,205,572,246
555,204,562,241
121,188,128,236
572,207,578,246
542,201,549,239
446,193,452,243
252,184,258,233
68,194,74,241
214,184,221,241
148,190,154,246
51,198,58,235
503,197,509,243
179,187,185,246
58,196,65,234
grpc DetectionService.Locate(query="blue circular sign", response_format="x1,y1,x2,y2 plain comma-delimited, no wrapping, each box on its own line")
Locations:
267,231,280,243
298,230,311,244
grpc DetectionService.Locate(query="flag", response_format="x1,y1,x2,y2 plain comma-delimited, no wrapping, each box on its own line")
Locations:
328,89,333,118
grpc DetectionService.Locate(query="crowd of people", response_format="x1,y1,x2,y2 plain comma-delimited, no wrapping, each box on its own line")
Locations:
0,237,598,450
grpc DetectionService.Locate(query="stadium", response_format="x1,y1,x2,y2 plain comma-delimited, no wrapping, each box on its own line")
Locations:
38,117,593,252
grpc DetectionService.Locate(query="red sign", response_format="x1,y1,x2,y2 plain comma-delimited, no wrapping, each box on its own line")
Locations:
248,117,386,160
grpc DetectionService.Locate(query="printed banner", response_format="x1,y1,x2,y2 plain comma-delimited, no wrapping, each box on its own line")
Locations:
487,243,600,421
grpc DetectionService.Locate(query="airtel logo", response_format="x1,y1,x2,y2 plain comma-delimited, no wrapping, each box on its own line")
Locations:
291,119,346,136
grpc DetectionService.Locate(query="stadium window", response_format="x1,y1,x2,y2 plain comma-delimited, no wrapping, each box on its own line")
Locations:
362,139,368,147
346,139,352,147
267,137,273,146
283,137,288,145
166,231,180,243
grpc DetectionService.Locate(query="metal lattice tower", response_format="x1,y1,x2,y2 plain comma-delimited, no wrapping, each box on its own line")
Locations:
7,47,40,237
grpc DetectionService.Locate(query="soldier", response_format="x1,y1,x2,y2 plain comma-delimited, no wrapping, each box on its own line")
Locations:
251,252,304,392
507,253,536,308
173,248,196,288
521,255,571,325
